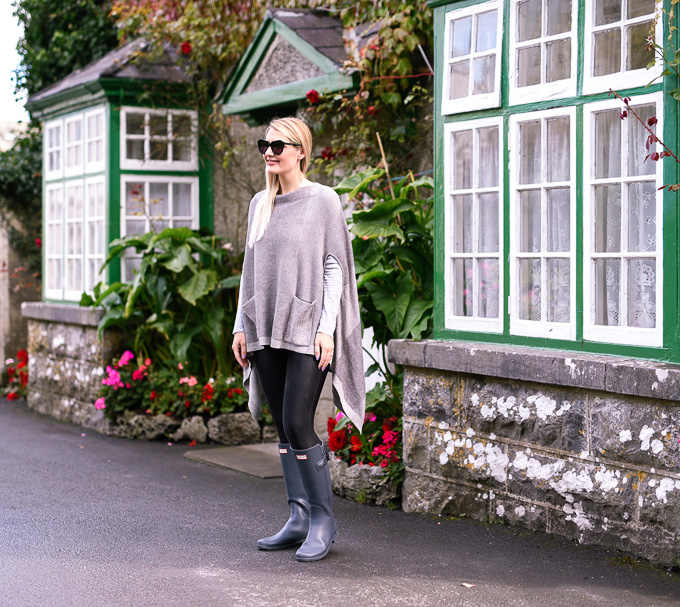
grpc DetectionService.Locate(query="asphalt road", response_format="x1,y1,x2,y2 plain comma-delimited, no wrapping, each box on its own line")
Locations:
1,398,679,607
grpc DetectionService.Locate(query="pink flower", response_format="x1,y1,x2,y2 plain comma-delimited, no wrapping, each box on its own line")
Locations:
178,362,184,370
380,460,389,467
102,367,123,388
144,358,151,366
335,411,345,422
364,413,377,422
383,430,399,447
132,370,144,381
118,350,135,366
94,397,106,410
179,376,198,387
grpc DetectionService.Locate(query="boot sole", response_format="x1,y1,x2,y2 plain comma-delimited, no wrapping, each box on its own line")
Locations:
257,538,306,551
294,532,338,562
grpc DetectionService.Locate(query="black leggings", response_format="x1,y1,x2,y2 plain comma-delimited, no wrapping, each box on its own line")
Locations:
251,346,329,450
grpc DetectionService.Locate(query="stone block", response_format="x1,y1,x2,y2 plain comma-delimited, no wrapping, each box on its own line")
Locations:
329,457,400,506
388,340,425,368
491,497,547,531
261,424,279,443
207,412,261,446
403,367,458,423
27,320,50,355
590,395,680,472
460,377,587,453
637,473,680,531
171,416,208,443
128,413,180,440
429,426,508,491
403,418,431,473
605,359,680,402
402,471,488,521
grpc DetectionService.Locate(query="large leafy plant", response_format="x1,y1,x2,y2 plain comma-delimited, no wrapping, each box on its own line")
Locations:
80,227,241,379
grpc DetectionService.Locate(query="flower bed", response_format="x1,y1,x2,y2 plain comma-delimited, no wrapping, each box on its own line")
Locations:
2,349,29,401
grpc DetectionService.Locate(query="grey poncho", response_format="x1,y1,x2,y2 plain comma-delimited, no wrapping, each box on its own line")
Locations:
239,183,366,432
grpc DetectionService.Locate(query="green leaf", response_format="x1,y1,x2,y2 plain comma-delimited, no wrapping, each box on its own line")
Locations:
333,168,385,198
399,298,433,339
79,292,95,307
170,325,204,363
352,197,415,224
365,271,415,336
178,269,219,306
365,361,382,377
202,306,225,350
124,271,145,319
159,244,194,273
148,226,195,249
356,267,394,288
350,223,405,241
219,274,241,290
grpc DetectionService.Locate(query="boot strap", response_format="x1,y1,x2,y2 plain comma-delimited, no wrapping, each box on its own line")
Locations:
315,446,330,471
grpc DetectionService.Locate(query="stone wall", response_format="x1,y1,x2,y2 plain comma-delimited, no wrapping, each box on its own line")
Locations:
389,339,680,567
22,302,122,433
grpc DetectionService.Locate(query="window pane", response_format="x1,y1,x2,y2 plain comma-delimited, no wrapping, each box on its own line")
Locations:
628,104,657,176
518,0,542,42
519,121,541,184
629,258,656,328
88,113,102,138
594,110,621,178
594,259,620,325
149,114,168,137
628,182,656,252
547,258,570,322
126,112,145,135
547,0,572,35
173,183,192,216
67,120,82,143
520,190,541,252
517,45,541,87
478,127,499,187
593,29,621,76
452,195,472,253
627,21,654,71
452,258,473,316
628,0,654,19
150,140,168,161
174,220,193,229
172,140,192,162
519,258,542,321
126,139,144,160
473,55,495,94
88,140,102,163
547,188,570,252
149,182,169,216
452,130,472,189
546,39,571,83
173,114,192,139
451,17,472,58
450,61,470,99
547,117,570,182
152,219,170,232
126,182,145,215
595,0,621,26
479,259,499,318
479,193,499,253
594,184,621,252
126,220,145,236
476,10,498,52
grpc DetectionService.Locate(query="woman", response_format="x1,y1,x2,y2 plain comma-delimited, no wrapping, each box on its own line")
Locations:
231,117,365,562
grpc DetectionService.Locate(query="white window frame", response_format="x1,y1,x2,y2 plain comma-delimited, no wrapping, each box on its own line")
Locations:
63,179,85,301
508,106,577,340
509,0,578,105
44,119,63,182
582,93,663,346
444,116,504,333
85,107,106,174
84,175,107,293
120,107,198,171
442,1,503,115
120,175,199,281
583,0,663,95
64,115,84,178
44,182,64,300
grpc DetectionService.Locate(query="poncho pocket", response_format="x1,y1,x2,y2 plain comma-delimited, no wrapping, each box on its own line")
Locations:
284,295,316,346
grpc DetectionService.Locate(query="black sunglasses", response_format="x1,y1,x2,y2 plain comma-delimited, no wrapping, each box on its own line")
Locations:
257,139,302,155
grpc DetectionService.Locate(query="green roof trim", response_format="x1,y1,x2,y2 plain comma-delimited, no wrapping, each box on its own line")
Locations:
218,10,358,121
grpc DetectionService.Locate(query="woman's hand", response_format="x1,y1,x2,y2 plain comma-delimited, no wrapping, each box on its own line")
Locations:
232,332,249,368
315,332,334,371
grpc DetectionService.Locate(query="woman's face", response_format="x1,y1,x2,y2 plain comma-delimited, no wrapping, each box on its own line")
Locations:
262,128,305,178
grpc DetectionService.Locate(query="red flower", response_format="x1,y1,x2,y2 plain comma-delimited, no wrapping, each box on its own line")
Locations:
188,440,196,447
321,147,335,161
181,41,192,55
235,388,243,395
647,116,658,127
350,435,363,452
19,372,28,387
7,368,15,378
367,105,378,117
349,454,357,465
150,390,157,400
35,238,42,248
7,392,18,401
184,400,191,408
306,89,320,104
382,416,398,432
17,349,28,363
227,390,233,398
327,417,337,434
328,429,347,451
16,361,26,370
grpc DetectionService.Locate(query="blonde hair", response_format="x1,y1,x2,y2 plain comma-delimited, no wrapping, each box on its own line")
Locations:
248,117,313,248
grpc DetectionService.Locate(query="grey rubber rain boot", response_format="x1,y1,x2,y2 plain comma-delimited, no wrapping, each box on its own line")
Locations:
257,443,310,550
292,442,338,562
